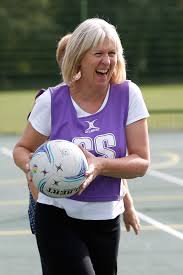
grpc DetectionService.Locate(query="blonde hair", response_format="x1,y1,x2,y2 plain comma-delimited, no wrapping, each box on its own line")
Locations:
56,33,72,67
62,18,126,85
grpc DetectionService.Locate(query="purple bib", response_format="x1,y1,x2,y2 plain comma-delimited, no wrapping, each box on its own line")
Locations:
49,81,129,202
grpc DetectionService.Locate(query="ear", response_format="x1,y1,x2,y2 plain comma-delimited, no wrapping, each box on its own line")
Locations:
74,71,81,81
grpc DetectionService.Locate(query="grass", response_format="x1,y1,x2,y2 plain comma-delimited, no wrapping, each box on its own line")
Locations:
0,84,183,134
0,90,35,134
141,84,183,110
141,84,183,130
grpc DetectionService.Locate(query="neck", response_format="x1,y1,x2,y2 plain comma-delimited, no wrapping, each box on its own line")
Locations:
70,80,109,101
69,81,110,114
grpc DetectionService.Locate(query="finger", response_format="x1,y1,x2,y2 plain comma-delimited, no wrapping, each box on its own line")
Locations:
78,174,93,195
78,145,89,156
133,221,141,235
78,145,93,159
85,164,94,176
78,144,85,151
25,163,30,172
133,225,139,235
78,181,90,195
27,171,32,182
124,222,130,232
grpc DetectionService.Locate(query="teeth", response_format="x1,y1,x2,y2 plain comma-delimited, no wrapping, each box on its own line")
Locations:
96,69,108,73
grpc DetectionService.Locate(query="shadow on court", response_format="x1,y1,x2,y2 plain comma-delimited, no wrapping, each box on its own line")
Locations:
0,132,183,275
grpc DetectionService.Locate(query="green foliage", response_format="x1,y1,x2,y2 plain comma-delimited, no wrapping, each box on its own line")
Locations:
0,0,183,89
0,0,57,89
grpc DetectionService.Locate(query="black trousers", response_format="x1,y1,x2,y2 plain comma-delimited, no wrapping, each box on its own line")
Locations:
35,203,121,275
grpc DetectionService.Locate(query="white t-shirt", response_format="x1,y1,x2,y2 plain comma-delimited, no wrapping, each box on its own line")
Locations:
29,81,149,220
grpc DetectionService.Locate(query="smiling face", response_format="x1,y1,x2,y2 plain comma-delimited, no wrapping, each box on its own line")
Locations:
79,37,117,90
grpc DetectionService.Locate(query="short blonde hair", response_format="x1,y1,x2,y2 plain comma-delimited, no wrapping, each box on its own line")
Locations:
56,33,72,67
62,18,126,85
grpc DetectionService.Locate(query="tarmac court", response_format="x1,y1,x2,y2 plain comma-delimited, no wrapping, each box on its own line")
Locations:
0,131,183,275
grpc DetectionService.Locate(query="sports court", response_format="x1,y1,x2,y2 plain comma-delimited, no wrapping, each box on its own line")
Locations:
0,131,183,275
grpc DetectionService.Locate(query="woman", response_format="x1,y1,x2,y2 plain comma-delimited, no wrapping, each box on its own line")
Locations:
14,18,150,275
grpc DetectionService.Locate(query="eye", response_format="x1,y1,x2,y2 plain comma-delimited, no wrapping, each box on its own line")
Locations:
94,52,102,57
109,52,116,57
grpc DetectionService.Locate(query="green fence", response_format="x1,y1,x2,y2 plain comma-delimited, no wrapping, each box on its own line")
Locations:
0,1,183,89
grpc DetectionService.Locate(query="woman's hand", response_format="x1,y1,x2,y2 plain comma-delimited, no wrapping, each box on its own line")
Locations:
122,179,140,234
78,146,101,195
25,154,39,201
123,206,140,235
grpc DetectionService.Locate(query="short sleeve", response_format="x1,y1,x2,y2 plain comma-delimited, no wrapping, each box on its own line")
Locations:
28,89,51,136
127,82,149,125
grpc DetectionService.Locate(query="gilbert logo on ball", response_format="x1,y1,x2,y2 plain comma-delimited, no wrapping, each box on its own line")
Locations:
29,140,88,198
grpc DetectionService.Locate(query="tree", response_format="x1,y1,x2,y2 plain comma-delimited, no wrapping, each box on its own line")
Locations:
0,0,56,89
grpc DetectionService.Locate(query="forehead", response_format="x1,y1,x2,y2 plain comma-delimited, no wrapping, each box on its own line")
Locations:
93,37,116,51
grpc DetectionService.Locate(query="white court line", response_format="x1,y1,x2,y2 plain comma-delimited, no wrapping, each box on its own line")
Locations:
1,224,183,237
150,152,180,170
0,178,25,185
0,200,28,206
138,212,183,240
149,169,183,187
0,230,31,236
2,146,183,240
134,194,183,202
143,168,183,240
0,147,25,185
0,194,182,206
1,146,27,188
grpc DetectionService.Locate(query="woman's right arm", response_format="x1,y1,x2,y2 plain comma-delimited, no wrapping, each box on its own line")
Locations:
13,122,48,172
13,123,48,200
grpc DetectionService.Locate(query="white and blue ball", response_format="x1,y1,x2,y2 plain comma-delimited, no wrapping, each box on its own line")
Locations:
29,140,88,198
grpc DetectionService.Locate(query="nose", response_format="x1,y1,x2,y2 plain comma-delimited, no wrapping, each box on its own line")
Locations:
101,54,110,65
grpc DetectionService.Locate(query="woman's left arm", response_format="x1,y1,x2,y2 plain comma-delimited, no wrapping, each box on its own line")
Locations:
78,118,150,193
123,117,150,178
84,118,150,178
123,179,140,235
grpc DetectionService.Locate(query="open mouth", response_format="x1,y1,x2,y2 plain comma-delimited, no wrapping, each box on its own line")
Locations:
96,69,109,75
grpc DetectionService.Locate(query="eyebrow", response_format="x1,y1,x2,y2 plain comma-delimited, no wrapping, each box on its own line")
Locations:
92,48,116,52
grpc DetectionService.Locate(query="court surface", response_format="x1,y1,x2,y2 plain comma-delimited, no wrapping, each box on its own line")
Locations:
0,131,183,275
